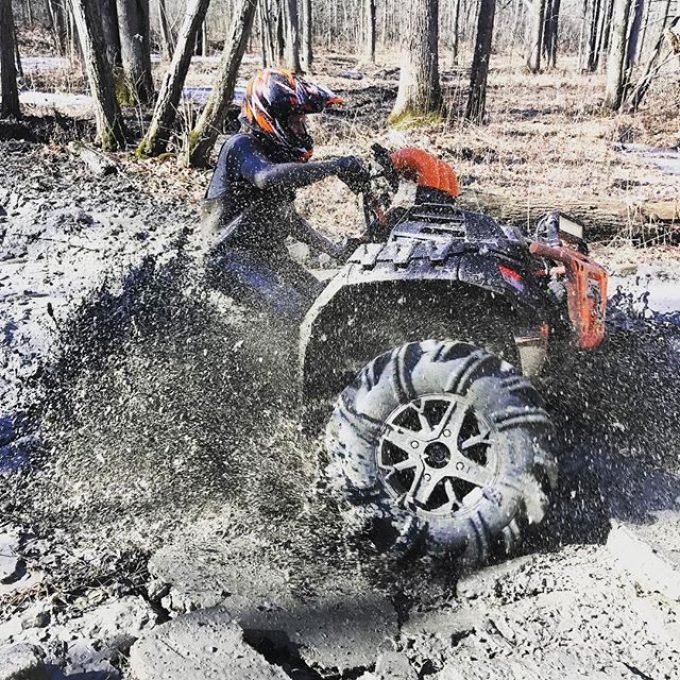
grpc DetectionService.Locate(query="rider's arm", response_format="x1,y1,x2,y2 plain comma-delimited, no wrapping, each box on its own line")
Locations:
288,212,344,258
236,136,367,192
237,136,338,190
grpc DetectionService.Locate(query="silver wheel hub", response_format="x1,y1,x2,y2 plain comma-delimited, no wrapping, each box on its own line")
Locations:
376,394,498,517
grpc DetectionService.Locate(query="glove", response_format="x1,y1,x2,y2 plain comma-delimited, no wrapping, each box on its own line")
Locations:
335,156,371,194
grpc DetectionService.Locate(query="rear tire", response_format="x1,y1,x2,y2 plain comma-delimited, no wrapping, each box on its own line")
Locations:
324,340,557,564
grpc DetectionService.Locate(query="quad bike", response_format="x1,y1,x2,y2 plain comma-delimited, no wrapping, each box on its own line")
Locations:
298,144,608,564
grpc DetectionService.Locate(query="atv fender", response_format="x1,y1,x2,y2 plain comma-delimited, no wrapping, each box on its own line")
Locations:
389,147,460,200
300,243,551,401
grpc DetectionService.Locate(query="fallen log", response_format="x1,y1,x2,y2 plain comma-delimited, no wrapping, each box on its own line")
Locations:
457,189,679,241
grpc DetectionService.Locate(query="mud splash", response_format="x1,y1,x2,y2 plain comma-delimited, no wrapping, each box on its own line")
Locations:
6,244,680,569
3,237,680,680
535,291,680,548
11,247,318,544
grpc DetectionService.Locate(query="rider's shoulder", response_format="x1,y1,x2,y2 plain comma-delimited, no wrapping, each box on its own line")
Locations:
228,132,260,155
215,132,253,159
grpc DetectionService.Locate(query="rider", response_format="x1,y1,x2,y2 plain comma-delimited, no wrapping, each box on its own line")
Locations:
202,68,369,318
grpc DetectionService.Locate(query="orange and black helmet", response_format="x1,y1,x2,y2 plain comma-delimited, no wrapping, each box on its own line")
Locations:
239,68,343,162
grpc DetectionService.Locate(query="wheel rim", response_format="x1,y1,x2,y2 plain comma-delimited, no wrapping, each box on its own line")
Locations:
376,393,500,518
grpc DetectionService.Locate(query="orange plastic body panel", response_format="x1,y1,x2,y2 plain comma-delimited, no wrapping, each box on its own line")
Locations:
390,147,460,199
529,242,608,349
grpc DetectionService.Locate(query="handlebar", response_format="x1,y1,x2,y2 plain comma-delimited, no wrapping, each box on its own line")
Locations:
370,143,400,191
354,143,402,237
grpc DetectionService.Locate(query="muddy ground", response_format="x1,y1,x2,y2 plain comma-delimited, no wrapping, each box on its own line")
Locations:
2,54,680,679
15,51,680,236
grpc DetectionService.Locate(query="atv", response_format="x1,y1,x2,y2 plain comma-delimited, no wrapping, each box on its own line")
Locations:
299,144,608,564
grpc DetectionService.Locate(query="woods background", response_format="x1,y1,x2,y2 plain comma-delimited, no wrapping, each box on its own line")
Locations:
0,0,678,174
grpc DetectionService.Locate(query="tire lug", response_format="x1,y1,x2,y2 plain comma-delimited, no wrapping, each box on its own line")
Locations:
411,441,419,448
456,461,464,471
424,473,431,481
443,429,451,437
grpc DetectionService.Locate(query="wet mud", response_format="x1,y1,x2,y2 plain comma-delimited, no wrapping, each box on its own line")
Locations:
2,129,680,678
10,251,309,533
3,244,679,679
6,238,680,567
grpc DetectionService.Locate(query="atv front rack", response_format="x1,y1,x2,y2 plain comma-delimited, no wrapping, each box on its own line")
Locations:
529,241,608,349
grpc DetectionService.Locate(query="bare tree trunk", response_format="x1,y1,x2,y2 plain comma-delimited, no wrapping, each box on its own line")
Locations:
158,0,175,60
605,0,632,109
47,0,67,55
67,7,78,64
259,0,276,66
258,9,266,65
509,0,523,60
325,0,332,49
194,15,208,55
360,0,376,64
276,0,285,62
587,0,602,70
0,0,21,118
117,0,154,105
599,0,615,62
526,0,546,72
100,0,121,66
69,0,126,149
592,0,611,71
637,0,652,62
301,0,312,70
389,0,441,123
451,0,461,66
624,15,680,110
544,0,560,67
139,0,211,156
469,0,481,52
201,19,208,56
625,0,644,68
380,0,388,46
542,0,552,59
13,26,23,79
465,0,496,122
283,0,301,72
194,18,203,54
660,0,673,30
187,0,257,167
578,0,588,69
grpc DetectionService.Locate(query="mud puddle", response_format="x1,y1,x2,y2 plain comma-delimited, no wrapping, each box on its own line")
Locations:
608,268,680,315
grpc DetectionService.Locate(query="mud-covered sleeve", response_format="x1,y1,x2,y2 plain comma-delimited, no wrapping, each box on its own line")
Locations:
235,136,340,191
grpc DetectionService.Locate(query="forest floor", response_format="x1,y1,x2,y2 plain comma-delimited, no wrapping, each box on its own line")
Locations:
1,49,680,680
15,49,680,239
